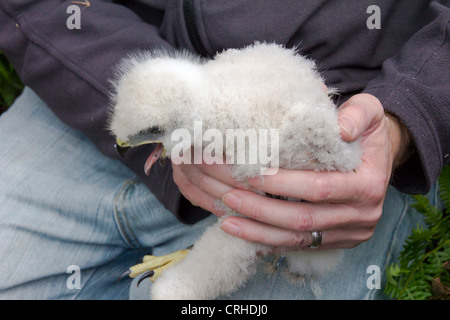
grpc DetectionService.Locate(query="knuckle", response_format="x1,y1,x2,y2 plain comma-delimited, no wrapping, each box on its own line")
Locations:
177,185,196,206
197,172,210,191
358,187,373,203
180,177,193,190
372,176,388,199
290,207,314,232
366,207,383,227
288,232,309,248
204,200,217,214
311,177,333,202
353,207,382,229
349,228,376,246
358,105,371,124
359,228,375,243
358,179,386,204
249,203,265,221
368,212,380,226
344,232,375,249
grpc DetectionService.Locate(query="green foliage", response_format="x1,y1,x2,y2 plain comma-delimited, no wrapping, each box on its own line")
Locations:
385,165,450,300
0,52,24,112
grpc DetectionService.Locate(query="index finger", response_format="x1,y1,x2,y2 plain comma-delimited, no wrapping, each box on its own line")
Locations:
197,161,248,190
221,189,358,232
247,167,368,203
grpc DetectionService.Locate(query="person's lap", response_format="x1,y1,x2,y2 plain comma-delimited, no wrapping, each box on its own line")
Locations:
0,88,216,299
0,88,436,299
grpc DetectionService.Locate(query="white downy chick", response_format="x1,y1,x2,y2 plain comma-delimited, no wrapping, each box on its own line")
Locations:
109,43,361,299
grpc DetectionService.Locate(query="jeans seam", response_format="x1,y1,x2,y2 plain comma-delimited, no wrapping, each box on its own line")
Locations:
113,178,142,249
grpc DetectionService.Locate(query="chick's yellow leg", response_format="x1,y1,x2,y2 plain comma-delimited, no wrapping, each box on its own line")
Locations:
124,248,191,284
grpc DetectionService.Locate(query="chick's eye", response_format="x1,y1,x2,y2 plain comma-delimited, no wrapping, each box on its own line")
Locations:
144,126,164,134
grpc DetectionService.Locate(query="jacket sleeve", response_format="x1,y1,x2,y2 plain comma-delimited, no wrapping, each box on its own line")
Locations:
364,0,450,194
0,0,209,223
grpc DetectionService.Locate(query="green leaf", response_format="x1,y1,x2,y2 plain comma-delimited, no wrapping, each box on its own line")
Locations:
0,52,24,109
385,165,450,300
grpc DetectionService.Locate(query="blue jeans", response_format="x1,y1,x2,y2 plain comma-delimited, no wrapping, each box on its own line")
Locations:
0,88,439,299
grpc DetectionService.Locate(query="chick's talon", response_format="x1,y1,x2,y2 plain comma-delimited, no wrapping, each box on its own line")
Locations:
137,270,155,287
121,247,192,285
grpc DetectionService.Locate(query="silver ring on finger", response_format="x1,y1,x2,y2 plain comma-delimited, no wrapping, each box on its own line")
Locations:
308,231,322,249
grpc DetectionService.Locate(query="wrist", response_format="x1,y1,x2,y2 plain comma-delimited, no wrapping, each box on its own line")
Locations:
385,112,412,169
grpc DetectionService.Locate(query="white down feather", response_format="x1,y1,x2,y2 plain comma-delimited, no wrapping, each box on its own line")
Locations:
109,43,361,299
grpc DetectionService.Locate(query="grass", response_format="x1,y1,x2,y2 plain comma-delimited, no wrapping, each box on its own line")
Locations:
0,52,24,114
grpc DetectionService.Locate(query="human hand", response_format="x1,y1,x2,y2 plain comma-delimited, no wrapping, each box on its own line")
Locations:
171,153,240,217
219,93,411,250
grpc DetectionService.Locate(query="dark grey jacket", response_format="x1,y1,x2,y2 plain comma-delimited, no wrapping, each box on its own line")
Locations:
1,0,449,223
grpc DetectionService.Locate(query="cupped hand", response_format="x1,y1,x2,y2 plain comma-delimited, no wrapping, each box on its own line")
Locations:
220,93,410,250
172,93,410,251
171,154,238,217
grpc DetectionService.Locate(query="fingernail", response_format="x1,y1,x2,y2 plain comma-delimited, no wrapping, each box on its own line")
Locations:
221,221,241,236
222,192,241,210
338,116,356,137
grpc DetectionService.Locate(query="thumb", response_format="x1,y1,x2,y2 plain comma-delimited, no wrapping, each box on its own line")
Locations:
337,93,385,142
